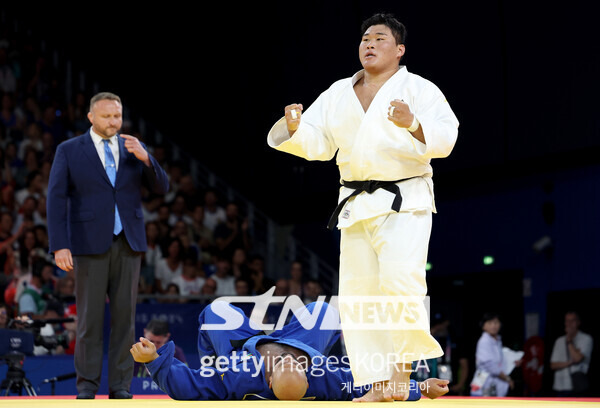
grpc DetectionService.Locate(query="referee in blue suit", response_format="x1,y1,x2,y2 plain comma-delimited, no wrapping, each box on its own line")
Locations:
47,92,169,399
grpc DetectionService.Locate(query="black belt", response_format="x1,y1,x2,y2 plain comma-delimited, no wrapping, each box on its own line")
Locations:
327,177,418,230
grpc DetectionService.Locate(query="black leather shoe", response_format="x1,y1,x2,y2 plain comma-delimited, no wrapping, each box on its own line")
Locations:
76,391,95,399
109,390,133,399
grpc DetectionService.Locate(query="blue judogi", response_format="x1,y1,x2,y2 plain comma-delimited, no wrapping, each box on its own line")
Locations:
145,301,422,400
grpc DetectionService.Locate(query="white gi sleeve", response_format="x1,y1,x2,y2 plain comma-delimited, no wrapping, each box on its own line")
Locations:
267,89,338,161
411,81,459,159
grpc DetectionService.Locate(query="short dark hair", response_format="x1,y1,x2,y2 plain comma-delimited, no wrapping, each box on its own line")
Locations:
90,92,121,110
361,13,407,45
479,312,500,328
145,319,170,336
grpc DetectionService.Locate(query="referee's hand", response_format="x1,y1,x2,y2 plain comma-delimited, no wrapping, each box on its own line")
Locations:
54,248,73,272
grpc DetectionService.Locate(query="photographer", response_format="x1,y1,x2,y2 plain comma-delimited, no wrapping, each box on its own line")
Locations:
17,269,46,319
9,301,72,356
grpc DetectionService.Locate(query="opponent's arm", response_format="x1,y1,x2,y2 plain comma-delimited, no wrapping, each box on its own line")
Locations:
132,339,227,400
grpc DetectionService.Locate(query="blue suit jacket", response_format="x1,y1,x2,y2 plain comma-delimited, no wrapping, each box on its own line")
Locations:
47,130,169,255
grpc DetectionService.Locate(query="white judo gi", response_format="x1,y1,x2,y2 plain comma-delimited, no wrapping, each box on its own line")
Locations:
267,66,459,386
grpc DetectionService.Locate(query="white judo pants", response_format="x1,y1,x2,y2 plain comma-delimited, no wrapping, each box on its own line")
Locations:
338,209,443,386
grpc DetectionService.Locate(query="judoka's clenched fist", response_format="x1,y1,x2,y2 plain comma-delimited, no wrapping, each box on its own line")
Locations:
285,104,303,134
421,378,449,399
130,337,159,363
387,99,414,128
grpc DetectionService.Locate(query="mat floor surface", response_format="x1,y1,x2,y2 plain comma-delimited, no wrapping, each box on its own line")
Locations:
1,396,600,407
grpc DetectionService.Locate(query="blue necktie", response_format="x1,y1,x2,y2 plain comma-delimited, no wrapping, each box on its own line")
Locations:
103,139,123,235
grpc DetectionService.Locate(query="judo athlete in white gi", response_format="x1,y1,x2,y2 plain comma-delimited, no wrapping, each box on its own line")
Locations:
267,13,458,402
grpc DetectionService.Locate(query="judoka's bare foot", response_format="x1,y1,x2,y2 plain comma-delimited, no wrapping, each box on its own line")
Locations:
352,381,393,402
384,363,412,401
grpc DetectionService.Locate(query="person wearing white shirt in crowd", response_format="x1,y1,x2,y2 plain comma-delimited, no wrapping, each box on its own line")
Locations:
211,256,236,296
171,259,205,297
267,13,458,402
550,311,593,396
202,189,226,231
154,238,184,293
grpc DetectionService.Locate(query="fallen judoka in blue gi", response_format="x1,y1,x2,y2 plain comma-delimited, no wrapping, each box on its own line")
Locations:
130,301,449,400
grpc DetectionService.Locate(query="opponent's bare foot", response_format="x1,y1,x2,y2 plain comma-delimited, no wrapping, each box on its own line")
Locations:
384,363,412,401
352,381,393,402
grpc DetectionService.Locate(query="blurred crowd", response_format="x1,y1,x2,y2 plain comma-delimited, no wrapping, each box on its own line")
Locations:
0,27,324,349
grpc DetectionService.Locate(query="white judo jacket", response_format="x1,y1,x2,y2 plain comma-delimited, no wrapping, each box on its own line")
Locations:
268,66,459,228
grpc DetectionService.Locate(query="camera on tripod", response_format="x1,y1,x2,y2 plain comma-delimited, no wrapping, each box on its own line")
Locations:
0,316,74,396
13,317,72,352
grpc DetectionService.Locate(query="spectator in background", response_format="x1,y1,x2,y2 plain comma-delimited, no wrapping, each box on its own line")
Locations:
303,279,322,304
66,91,91,134
211,256,236,296
235,277,251,296
134,318,187,377
17,268,46,318
288,260,305,299
40,131,56,162
155,203,172,244
177,173,202,210
0,303,9,328
550,311,593,396
34,195,48,226
13,195,38,234
18,122,43,160
274,278,290,297
170,219,199,261
159,283,183,304
154,238,184,294
55,275,75,308
140,221,163,294
0,44,18,93
4,141,25,185
171,256,206,298
247,254,273,295
168,194,193,227
470,313,514,397
33,225,51,260
201,277,217,296
202,189,226,231
1,184,16,215
0,211,23,275
163,160,184,203
214,201,251,260
190,204,214,263
17,227,38,273
1,93,24,139
149,144,168,174
14,170,44,206
231,247,251,280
